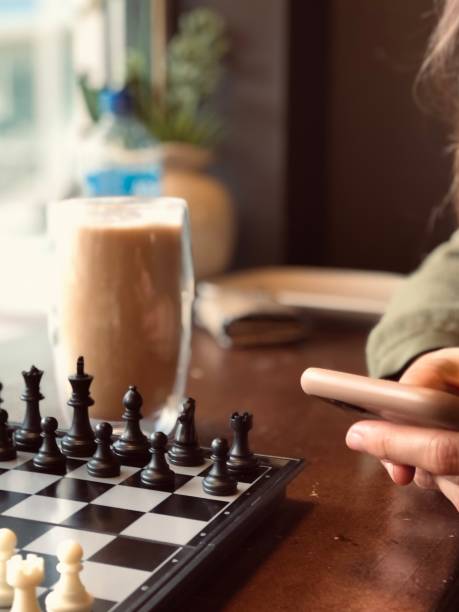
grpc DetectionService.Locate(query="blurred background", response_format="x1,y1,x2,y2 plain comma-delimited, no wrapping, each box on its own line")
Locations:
0,0,454,312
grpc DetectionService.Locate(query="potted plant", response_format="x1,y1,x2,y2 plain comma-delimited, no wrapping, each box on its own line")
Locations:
79,7,236,279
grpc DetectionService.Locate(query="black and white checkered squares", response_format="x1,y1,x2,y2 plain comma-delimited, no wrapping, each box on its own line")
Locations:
0,449,273,611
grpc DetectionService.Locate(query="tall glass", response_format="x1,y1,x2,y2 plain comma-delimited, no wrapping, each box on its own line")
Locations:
48,197,194,433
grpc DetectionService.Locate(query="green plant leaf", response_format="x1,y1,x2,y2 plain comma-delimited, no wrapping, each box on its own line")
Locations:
77,7,228,148
78,75,100,122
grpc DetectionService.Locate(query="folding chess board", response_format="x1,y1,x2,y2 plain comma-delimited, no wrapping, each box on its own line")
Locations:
0,445,303,611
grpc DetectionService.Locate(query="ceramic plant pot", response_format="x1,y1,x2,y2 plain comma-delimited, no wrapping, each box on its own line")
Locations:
162,142,236,280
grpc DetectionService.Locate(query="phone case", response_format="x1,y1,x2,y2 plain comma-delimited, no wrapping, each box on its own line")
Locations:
301,368,459,430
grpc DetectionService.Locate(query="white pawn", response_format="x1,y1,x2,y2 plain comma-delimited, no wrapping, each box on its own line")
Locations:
7,553,44,612
45,540,93,612
0,527,17,607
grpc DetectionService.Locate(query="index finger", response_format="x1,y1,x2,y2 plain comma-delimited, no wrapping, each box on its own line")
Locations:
346,420,459,475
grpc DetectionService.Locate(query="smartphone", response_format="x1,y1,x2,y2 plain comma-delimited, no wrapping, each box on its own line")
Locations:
301,367,459,430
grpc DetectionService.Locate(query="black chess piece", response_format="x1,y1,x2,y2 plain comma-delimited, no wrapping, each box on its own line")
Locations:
0,408,16,461
33,417,66,474
14,366,44,452
141,432,175,488
202,438,237,496
226,412,258,475
87,422,120,478
112,386,149,467
168,397,204,467
61,357,96,457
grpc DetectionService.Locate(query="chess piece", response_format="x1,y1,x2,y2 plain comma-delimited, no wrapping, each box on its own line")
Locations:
0,408,16,461
0,528,16,608
112,386,149,467
227,412,258,475
61,357,96,458
87,422,120,478
45,540,94,612
14,366,44,452
33,417,67,474
168,397,204,467
7,553,44,612
202,438,237,496
141,432,175,488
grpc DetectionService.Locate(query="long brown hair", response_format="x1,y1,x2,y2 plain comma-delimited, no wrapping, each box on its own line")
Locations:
420,1,459,107
420,1,459,206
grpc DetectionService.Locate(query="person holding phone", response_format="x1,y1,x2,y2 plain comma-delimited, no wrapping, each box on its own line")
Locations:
346,1,459,511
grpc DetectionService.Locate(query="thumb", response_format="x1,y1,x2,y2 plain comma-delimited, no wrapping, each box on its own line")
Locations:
400,348,459,393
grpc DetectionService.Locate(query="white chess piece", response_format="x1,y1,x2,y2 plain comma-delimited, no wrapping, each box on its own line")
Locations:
0,527,17,607
45,540,93,612
7,553,44,612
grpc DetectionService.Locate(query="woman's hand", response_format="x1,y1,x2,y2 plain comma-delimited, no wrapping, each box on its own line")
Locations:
345,348,459,510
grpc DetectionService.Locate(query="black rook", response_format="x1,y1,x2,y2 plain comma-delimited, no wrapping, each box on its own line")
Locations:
227,412,258,475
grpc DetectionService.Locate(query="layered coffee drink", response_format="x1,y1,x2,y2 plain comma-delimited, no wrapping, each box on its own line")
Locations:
49,198,193,425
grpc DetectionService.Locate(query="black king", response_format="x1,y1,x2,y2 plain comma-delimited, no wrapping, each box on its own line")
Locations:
61,356,96,457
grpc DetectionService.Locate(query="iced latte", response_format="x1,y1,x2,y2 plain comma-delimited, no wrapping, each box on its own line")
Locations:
49,198,193,425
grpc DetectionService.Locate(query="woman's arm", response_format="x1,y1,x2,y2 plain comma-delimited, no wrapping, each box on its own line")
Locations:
367,230,459,378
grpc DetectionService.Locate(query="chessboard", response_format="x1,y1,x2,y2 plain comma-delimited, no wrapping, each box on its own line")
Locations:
0,444,303,611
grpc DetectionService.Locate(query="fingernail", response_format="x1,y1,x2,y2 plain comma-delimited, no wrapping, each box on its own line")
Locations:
346,427,365,451
381,460,394,479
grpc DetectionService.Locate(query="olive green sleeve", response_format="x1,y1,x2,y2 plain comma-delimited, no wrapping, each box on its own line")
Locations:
367,230,459,378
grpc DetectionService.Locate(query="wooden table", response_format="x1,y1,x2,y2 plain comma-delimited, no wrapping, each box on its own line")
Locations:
1,318,459,611
185,322,459,612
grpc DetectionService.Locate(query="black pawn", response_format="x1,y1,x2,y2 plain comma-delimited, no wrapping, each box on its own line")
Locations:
113,386,149,467
87,422,120,478
202,438,237,496
227,412,258,475
0,409,16,461
141,432,175,488
33,417,66,474
14,366,44,452
61,357,96,457
168,397,204,467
